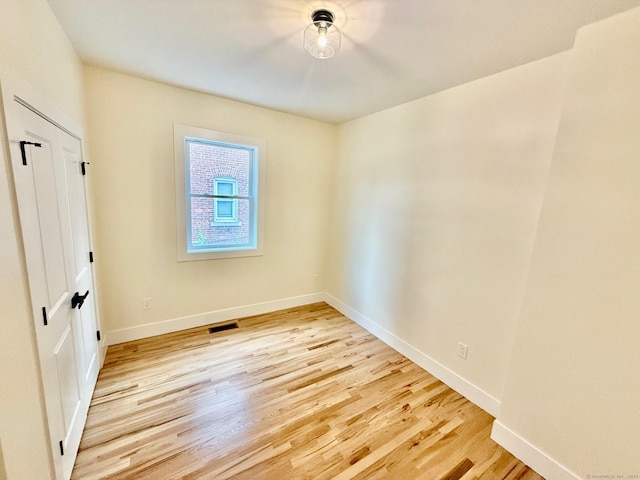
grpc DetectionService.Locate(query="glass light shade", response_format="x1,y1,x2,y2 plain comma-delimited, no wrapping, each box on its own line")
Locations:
303,20,341,59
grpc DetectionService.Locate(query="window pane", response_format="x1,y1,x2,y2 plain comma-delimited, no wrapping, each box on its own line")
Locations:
187,140,251,196
189,197,252,250
216,182,234,196
216,200,234,218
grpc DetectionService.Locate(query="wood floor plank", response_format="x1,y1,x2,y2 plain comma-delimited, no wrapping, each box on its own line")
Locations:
72,303,544,479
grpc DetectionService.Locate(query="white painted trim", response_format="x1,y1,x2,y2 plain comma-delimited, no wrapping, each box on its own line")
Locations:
491,421,581,480
99,334,109,367
173,123,266,262
0,69,84,139
323,293,501,417
107,293,325,345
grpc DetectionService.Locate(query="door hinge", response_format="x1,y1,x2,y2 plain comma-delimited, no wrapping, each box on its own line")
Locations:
81,161,90,175
89,251,94,263
42,306,48,326
59,440,64,456
97,330,101,341
20,141,42,166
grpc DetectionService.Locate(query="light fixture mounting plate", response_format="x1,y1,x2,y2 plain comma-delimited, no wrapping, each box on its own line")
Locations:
311,9,335,26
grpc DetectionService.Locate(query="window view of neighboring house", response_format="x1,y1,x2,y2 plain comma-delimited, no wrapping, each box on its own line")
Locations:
174,124,264,260
186,138,253,250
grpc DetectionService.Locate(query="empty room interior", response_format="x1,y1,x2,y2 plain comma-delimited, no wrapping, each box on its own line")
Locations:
1,1,640,479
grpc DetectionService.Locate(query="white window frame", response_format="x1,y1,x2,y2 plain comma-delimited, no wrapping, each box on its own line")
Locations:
174,124,266,261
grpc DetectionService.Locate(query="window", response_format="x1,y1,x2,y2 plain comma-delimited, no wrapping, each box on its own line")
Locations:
212,178,239,224
174,124,265,261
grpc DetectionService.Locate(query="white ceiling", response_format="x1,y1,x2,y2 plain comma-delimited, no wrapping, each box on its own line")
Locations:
48,0,640,124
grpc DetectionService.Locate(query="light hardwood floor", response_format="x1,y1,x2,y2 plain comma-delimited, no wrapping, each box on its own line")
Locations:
72,303,544,479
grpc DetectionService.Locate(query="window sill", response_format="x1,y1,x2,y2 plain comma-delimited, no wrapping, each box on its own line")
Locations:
181,244,263,261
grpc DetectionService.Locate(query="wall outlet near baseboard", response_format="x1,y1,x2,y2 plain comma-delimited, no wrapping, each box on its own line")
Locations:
143,298,152,310
457,342,469,360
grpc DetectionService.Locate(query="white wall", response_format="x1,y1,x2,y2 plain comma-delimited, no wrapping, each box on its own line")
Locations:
495,7,640,479
83,67,335,339
0,1,85,478
326,53,569,410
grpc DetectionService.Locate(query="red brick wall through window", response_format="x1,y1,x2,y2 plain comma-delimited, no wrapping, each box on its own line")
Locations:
188,141,251,247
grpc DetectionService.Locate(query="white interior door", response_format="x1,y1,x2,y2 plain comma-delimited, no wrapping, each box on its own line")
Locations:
4,94,100,480
64,138,99,393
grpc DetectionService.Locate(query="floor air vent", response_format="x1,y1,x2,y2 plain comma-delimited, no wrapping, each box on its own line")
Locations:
208,322,239,334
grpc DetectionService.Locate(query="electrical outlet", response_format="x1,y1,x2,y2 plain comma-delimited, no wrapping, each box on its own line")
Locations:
143,298,152,310
313,273,319,284
457,342,468,360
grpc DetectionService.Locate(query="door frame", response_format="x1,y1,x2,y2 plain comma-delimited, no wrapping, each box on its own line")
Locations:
0,70,106,478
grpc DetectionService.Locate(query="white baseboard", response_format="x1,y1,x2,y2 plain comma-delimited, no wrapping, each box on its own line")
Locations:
323,293,501,417
107,293,325,345
491,421,581,480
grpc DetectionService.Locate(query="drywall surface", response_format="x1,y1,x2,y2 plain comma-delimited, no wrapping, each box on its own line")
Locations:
83,67,335,335
0,0,85,478
328,52,568,402
497,7,640,478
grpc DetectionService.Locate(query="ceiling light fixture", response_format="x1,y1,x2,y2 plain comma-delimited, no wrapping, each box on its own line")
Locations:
303,9,341,59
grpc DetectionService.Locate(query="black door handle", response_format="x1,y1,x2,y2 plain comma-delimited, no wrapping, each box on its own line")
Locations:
71,290,90,309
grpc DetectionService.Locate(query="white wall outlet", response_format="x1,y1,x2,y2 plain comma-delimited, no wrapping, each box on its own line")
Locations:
313,273,319,284
143,298,152,310
457,342,469,360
